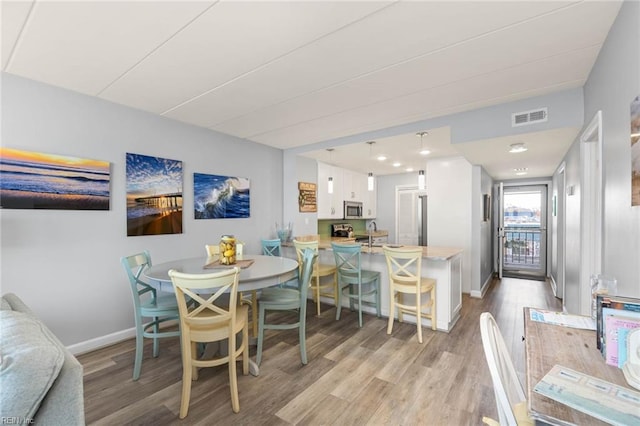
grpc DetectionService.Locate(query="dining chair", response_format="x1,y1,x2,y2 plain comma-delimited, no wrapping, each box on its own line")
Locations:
382,246,436,344
120,250,181,380
168,267,249,417
293,238,337,316
256,248,315,366
205,242,258,337
331,242,381,327
479,312,534,426
261,238,282,257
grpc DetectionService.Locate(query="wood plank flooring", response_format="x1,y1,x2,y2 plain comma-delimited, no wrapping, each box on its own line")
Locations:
78,277,561,425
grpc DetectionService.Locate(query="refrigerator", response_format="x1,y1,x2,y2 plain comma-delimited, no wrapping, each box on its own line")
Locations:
417,195,428,246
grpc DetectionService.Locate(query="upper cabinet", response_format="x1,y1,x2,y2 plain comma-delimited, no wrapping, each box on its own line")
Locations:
317,162,343,219
342,169,365,202
317,162,377,219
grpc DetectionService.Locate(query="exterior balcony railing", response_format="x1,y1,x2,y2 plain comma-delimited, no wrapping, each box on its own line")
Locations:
503,227,541,268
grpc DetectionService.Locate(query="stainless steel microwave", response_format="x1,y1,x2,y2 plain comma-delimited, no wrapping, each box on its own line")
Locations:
344,201,363,219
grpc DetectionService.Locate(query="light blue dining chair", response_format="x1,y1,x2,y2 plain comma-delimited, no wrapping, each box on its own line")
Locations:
331,242,381,328
120,250,181,380
261,238,282,257
256,248,315,366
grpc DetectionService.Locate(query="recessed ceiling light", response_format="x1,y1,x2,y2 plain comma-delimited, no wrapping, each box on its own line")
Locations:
392,162,401,167
405,167,414,172
377,155,387,161
509,142,528,153
514,167,528,175
420,149,431,156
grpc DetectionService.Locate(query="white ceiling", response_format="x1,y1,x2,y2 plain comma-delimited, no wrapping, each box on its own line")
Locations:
2,0,623,180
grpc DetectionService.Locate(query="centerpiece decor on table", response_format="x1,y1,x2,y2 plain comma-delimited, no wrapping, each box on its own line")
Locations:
219,235,237,265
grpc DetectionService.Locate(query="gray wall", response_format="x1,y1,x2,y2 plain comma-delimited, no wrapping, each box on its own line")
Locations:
559,0,640,313
1,73,284,350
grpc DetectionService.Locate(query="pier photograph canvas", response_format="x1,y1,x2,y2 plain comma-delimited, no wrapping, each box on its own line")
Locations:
631,95,640,206
0,147,110,210
126,153,183,236
194,172,250,219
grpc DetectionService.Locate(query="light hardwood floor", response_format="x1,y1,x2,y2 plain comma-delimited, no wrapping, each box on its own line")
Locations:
79,277,561,425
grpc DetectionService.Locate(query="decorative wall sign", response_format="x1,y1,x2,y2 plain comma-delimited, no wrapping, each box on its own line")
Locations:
194,173,250,219
0,147,110,210
126,153,182,236
298,182,317,212
631,95,640,206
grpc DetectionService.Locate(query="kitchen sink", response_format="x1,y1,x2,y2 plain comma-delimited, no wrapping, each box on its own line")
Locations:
360,243,403,248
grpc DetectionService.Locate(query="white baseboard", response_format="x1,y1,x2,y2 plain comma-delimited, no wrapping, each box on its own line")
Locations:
67,327,136,356
470,273,494,299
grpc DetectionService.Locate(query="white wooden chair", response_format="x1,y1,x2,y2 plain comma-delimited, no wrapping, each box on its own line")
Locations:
479,312,534,426
293,237,337,316
169,267,249,417
382,246,436,343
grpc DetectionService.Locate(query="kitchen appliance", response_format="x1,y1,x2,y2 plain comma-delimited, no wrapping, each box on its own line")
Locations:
343,201,363,219
418,195,428,246
331,223,354,238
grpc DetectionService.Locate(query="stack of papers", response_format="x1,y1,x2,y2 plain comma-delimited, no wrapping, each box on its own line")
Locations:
529,308,596,330
534,365,640,425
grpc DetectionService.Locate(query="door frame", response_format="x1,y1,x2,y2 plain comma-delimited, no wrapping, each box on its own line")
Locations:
579,110,603,315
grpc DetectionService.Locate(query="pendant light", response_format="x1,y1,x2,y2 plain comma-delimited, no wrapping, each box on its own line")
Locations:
327,149,334,194
416,132,428,190
366,141,375,191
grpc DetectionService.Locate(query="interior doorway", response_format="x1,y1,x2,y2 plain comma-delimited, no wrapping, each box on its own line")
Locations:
500,185,548,280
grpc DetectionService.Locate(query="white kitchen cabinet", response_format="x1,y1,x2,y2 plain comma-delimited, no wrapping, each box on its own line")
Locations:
342,169,366,202
317,162,343,219
363,184,377,218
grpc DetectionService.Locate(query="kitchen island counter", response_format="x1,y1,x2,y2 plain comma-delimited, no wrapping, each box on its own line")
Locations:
282,239,463,332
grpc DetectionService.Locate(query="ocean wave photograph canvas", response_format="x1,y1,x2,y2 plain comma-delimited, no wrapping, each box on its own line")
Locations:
126,153,183,236
194,173,250,219
0,147,110,210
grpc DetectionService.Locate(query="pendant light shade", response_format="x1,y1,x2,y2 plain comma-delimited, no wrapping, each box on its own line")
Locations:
367,172,374,191
418,170,425,190
327,148,334,194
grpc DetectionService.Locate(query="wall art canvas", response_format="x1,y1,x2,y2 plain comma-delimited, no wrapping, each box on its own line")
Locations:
0,147,110,210
126,153,182,236
631,95,640,206
194,173,250,219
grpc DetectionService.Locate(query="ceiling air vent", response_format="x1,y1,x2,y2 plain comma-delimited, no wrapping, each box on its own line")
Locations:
511,107,548,127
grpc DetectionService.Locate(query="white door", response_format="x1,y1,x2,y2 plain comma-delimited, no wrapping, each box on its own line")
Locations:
497,183,505,278
396,186,420,245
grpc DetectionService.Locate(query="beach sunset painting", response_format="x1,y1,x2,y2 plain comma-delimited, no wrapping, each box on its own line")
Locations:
126,153,183,236
0,147,110,210
194,173,250,219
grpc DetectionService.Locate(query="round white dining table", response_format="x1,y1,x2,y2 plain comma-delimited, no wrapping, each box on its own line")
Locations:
144,254,299,292
143,254,299,376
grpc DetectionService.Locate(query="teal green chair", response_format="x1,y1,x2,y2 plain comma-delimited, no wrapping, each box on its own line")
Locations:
121,250,181,380
331,243,381,328
256,248,315,366
261,238,282,256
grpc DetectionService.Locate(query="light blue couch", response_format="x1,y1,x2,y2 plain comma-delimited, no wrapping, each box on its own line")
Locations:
1,293,85,425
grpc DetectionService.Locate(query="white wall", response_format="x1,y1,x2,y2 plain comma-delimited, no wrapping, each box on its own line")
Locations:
560,0,639,314
471,166,494,298
1,74,284,350
426,156,473,293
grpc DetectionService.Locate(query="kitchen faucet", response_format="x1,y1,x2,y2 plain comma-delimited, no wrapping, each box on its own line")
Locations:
367,221,377,248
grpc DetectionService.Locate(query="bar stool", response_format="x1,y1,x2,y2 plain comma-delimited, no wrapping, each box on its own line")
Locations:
293,237,337,316
382,246,436,343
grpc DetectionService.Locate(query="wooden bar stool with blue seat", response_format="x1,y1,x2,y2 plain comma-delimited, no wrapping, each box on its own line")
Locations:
256,247,316,366
383,246,436,344
331,242,381,328
120,250,181,380
293,238,337,316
